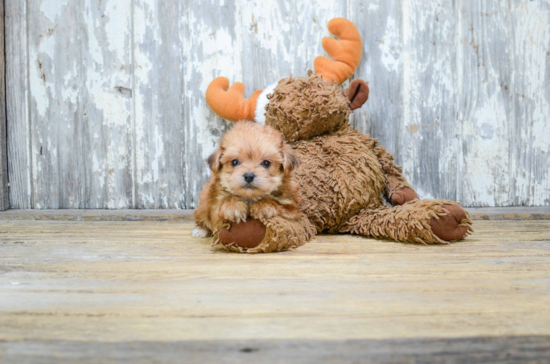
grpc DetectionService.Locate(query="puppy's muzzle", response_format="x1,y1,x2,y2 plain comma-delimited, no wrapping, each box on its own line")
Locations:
243,173,255,184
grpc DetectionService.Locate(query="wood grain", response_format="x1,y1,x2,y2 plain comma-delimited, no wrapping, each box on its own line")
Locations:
0,206,549,221
0,218,549,361
133,1,186,208
26,0,134,208
0,0,8,211
5,0,550,208
350,0,402,156
458,0,515,207
399,0,459,201
2,336,549,363
5,0,31,209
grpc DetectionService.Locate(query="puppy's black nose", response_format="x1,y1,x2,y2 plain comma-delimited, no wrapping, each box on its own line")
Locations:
243,173,255,184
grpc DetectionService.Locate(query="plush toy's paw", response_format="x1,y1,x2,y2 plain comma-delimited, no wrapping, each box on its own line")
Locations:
390,188,419,206
218,218,267,249
430,205,469,241
191,226,211,238
213,215,315,253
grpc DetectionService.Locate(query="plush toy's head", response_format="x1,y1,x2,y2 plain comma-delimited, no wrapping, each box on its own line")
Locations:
263,73,368,142
205,18,369,141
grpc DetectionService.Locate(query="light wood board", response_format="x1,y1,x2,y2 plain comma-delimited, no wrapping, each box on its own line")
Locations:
1,206,549,221
0,218,549,361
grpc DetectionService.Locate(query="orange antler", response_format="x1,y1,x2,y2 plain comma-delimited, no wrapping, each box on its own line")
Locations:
205,77,262,122
314,18,362,85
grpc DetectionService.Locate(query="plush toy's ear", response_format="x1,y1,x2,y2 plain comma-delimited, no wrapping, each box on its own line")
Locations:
345,79,369,110
207,148,223,172
282,144,300,173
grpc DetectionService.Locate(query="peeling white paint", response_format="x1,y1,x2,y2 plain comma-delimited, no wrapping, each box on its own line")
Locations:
40,0,68,23
463,93,511,206
379,18,401,73
9,0,550,208
29,59,50,118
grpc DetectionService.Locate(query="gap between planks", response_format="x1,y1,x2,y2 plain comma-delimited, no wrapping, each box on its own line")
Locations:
0,206,549,221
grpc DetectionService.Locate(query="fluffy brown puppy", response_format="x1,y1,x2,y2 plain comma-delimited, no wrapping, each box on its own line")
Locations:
192,121,301,238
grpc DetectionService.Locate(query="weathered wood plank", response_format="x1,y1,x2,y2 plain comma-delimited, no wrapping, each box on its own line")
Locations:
457,0,515,207
399,0,459,201
26,0,134,208
350,0,403,160
0,219,549,352
1,207,549,221
510,1,550,206
5,0,31,209
132,1,185,208
457,0,540,207
1,336,549,363
0,0,8,211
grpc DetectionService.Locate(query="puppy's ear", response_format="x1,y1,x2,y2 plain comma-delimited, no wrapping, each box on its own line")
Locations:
281,144,300,173
207,148,223,172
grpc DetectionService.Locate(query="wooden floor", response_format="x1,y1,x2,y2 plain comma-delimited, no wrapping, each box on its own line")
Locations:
1,210,549,363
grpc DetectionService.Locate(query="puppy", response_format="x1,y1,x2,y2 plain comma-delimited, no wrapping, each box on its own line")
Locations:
192,121,301,238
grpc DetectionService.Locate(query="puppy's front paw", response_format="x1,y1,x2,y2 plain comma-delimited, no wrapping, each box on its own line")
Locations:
192,226,212,238
218,199,248,223
250,200,280,220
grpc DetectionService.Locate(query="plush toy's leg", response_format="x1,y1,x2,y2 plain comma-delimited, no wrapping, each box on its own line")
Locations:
344,199,473,244
212,215,316,253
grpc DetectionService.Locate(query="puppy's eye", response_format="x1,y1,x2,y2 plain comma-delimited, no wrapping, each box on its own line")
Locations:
231,159,239,167
262,160,271,168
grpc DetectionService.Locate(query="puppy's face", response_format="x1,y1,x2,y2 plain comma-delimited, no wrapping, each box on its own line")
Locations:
208,122,298,199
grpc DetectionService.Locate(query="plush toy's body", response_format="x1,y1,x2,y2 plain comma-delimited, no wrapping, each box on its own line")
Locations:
205,18,472,252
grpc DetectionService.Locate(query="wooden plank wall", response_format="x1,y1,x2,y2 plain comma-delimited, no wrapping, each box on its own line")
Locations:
0,0,8,210
5,0,550,209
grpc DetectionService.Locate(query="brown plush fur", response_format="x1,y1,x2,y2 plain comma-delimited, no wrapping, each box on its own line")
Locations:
213,214,316,253
292,125,420,233
194,122,302,235
207,73,472,250
344,200,473,244
265,72,351,142
292,125,385,232
264,74,473,244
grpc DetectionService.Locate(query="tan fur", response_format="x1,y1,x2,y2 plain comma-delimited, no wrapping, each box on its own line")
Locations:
194,122,302,235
